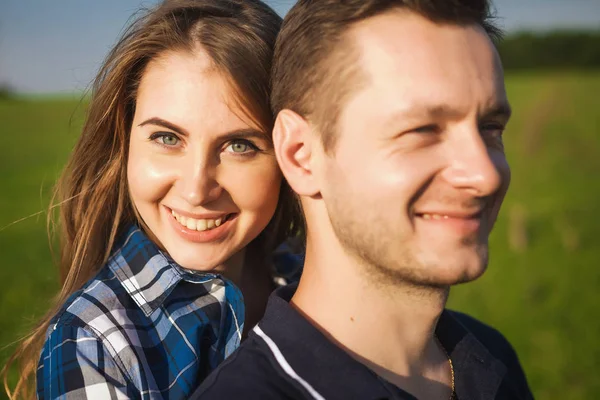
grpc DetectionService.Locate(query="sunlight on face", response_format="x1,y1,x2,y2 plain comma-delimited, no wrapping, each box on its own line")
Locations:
322,11,511,286
127,49,281,275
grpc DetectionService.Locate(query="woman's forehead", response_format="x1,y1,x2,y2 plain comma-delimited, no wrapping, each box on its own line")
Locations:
135,50,264,137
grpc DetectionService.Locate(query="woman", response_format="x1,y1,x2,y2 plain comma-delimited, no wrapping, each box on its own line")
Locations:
2,0,301,398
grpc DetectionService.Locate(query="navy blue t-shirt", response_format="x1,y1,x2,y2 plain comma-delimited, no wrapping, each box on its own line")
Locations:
193,284,533,400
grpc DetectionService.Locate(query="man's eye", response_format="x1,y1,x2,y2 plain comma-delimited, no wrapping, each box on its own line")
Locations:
480,123,506,150
413,124,439,134
481,123,506,137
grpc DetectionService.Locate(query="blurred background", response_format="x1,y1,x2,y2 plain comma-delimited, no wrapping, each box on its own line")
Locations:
1,0,599,398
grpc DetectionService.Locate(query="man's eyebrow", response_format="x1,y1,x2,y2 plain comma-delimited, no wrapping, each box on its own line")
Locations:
424,105,465,120
420,102,512,120
138,117,189,136
385,101,512,127
384,104,464,127
481,102,512,120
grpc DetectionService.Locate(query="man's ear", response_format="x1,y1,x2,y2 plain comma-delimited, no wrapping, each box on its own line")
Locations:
273,109,320,197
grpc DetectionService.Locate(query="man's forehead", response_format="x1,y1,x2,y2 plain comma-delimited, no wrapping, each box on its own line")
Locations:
343,12,505,105
348,9,498,76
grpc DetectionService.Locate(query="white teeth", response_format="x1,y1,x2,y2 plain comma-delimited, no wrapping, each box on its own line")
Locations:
170,209,227,232
186,219,196,230
421,213,449,220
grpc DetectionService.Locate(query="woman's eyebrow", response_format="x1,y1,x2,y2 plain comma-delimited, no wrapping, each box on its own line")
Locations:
138,117,189,136
138,119,269,143
218,129,270,143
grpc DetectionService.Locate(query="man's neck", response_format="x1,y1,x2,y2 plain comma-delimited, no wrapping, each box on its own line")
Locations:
291,237,452,397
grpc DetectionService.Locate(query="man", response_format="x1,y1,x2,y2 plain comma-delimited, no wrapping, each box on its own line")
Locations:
194,0,533,398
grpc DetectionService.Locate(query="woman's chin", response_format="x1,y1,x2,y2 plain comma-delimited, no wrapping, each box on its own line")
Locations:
169,252,226,273
164,241,247,275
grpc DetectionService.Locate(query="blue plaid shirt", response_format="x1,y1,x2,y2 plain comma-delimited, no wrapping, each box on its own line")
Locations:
37,226,250,399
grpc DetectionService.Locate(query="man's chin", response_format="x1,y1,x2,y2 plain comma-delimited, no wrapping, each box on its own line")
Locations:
369,258,488,290
424,244,489,283
408,253,489,287
442,264,487,286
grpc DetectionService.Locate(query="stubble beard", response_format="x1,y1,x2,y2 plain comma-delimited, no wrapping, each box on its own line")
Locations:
326,195,489,296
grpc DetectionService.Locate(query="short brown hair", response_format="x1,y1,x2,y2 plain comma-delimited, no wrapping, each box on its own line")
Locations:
271,0,502,151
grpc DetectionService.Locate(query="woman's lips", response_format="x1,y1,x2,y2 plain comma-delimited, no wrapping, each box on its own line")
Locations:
165,206,238,243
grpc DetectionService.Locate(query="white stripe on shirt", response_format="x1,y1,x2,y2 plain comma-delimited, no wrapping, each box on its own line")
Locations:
253,325,326,400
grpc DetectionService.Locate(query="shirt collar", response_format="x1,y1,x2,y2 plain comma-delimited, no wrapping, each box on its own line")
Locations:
436,311,508,400
256,284,398,399
107,226,220,316
256,284,509,400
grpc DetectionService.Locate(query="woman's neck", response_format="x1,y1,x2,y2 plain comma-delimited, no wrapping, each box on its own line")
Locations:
239,244,274,338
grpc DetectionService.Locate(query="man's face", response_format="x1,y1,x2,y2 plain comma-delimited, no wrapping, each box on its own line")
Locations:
320,11,511,287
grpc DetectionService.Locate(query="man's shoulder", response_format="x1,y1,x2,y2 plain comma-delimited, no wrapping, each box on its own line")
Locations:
446,310,533,399
193,334,298,399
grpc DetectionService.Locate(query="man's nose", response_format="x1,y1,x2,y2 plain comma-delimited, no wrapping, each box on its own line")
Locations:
441,128,504,197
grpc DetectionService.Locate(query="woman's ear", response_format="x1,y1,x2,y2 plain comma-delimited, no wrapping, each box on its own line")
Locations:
272,109,320,197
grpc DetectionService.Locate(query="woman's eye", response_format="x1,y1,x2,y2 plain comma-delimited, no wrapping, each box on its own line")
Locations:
161,135,179,146
231,142,249,153
149,132,180,147
225,140,259,155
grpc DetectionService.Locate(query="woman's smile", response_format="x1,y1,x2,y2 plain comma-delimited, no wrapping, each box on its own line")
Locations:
165,205,239,243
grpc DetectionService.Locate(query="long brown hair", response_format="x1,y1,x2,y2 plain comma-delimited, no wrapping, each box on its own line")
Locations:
2,1,298,397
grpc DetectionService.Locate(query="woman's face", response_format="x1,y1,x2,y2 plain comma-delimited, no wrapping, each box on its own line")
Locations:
128,49,281,274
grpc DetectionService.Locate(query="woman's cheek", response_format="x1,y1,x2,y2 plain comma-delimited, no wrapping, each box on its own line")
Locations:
128,149,177,204
227,159,282,215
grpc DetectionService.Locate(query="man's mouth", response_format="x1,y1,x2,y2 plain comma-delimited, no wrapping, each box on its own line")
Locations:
170,209,234,232
413,210,486,235
414,211,483,220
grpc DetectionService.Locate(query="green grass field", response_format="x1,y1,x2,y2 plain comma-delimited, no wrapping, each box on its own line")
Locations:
1,72,599,399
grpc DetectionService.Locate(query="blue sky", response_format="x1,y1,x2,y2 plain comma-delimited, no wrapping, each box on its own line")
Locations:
1,0,599,94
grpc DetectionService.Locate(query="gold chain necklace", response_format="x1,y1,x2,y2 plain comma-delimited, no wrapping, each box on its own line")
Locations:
435,335,455,400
